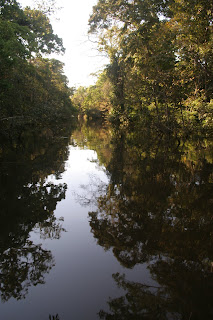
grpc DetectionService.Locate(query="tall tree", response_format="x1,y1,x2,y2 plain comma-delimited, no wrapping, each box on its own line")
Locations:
0,0,75,134
88,0,213,128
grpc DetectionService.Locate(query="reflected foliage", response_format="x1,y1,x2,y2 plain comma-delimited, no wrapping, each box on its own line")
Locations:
35,216,66,240
73,124,213,319
89,129,213,268
0,241,53,302
99,268,213,320
0,128,72,301
88,0,213,131
49,314,60,320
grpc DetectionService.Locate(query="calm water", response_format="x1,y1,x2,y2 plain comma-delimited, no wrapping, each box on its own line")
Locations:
0,124,213,319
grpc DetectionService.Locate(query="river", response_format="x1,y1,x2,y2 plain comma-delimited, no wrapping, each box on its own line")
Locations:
0,123,213,319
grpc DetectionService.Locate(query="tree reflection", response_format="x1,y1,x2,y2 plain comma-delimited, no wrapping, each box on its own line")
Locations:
74,125,213,319
88,127,213,265
0,182,67,252
49,314,60,320
99,273,170,320
99,260,213,319
0,241,53,302
0,128,72,301
35,216,66,240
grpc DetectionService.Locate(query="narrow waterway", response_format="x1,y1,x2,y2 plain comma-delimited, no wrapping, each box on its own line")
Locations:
0,124,213,319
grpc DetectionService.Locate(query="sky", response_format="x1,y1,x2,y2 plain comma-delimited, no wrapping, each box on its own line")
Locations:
19,0,108,87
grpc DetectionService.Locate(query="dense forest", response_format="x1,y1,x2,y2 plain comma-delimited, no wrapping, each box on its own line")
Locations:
73,0,213,135
1,0,212,136
0,0,76,140
0,1,213,318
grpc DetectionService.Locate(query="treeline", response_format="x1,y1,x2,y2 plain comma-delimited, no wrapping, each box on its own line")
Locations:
0,0,76,137
72,71,113,121
72,0,213,132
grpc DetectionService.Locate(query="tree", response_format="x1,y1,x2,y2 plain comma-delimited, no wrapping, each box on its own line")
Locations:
72,71,113,121
88,0,213,129
0,0,75,134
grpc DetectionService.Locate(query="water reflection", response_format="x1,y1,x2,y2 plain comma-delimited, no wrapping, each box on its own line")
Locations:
74,124,213,319
1,122,213,318
35,216,66,240
98,273,168,320
99,262,213,319
0,128,72,302
49,314,60,320
0,241,53,301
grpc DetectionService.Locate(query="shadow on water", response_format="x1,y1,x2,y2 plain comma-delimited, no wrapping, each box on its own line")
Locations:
73,123,213,320
0,126,74,302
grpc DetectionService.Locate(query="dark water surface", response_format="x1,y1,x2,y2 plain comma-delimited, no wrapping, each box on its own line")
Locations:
0,124,213,319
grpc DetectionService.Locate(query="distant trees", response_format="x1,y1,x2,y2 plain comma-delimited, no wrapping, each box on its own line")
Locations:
72,71,113,121
0,0,75,135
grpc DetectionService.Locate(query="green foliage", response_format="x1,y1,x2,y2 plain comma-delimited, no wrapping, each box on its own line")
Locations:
0,0,76,135
72,71,113,121
88,0,213,131
24,6,64,55
0,0,64,59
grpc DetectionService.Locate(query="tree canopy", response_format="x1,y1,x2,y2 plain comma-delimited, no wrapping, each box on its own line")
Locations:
84,0,213,131
0,0,76,138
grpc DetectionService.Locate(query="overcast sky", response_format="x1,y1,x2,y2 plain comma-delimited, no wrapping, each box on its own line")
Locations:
19,0,108,87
